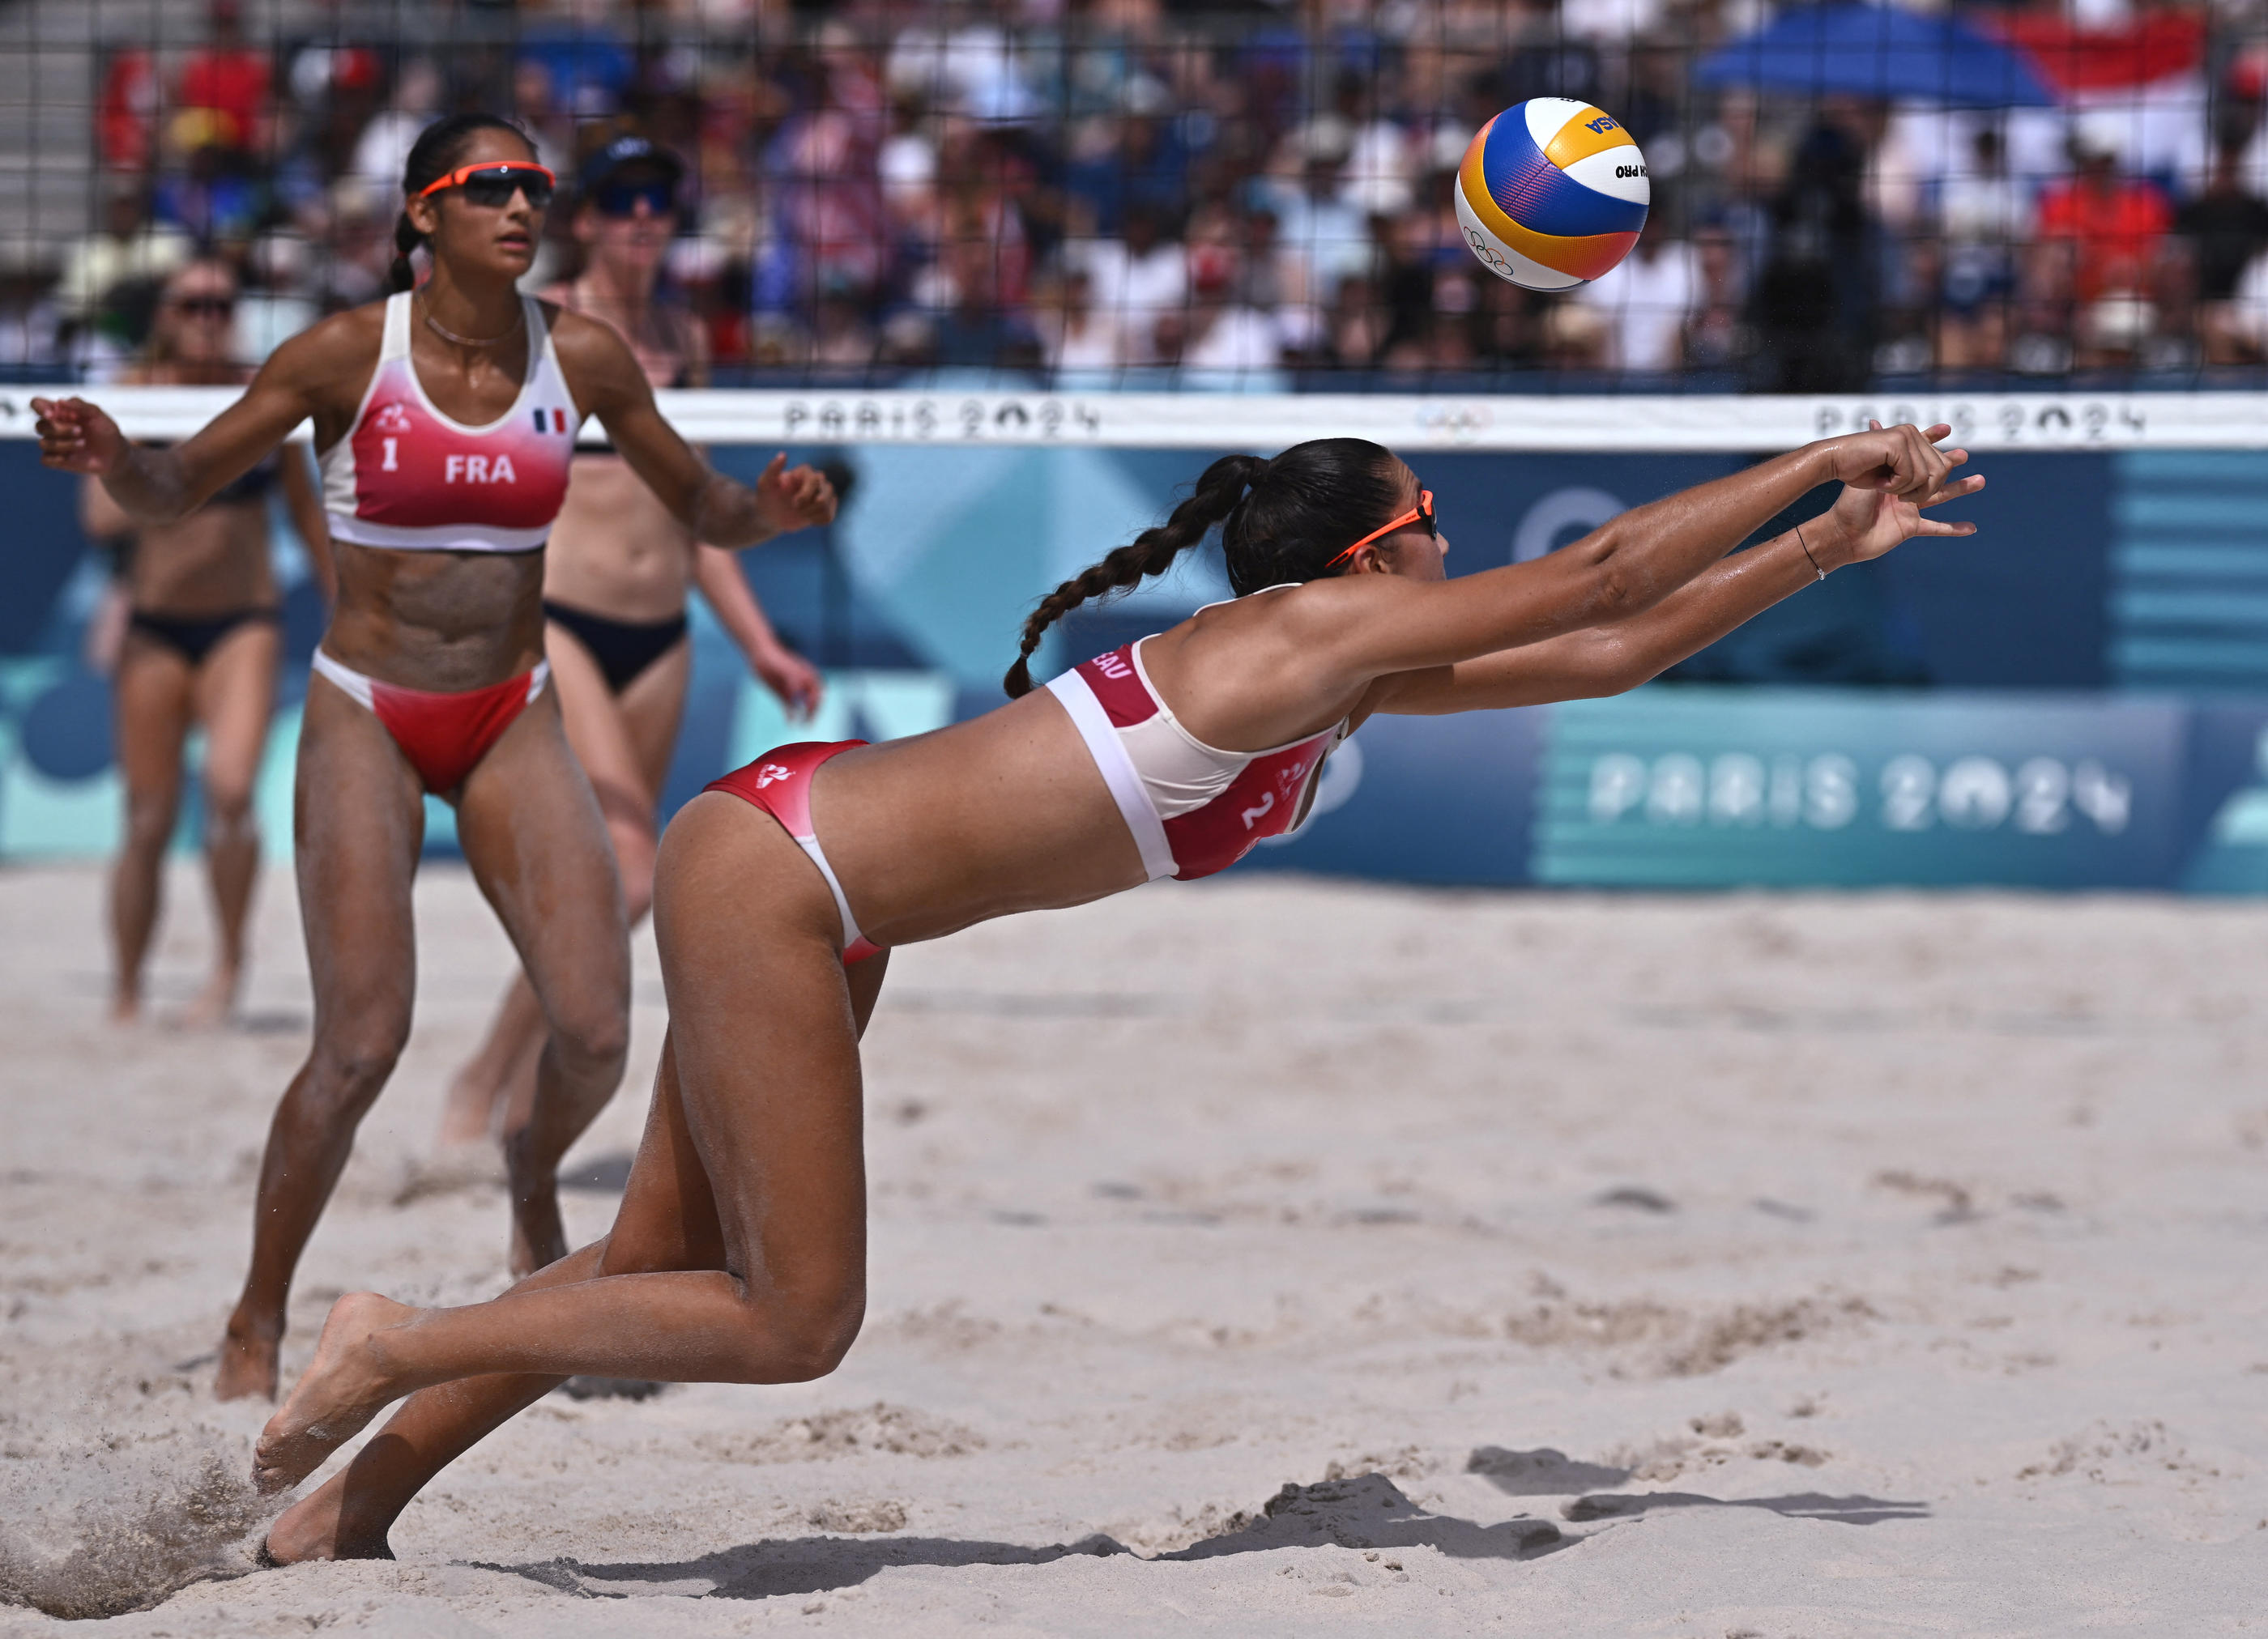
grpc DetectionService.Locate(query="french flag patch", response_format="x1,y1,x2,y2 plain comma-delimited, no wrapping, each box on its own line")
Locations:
533,407,568,434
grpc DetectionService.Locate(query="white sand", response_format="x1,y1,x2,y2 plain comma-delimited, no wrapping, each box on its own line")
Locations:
2,860,2265,1635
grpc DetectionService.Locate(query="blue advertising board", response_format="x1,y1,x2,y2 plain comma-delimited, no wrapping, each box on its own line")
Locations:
9,437,2268,894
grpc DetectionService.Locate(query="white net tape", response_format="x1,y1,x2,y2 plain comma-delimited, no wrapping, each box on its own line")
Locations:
4,385,2264,453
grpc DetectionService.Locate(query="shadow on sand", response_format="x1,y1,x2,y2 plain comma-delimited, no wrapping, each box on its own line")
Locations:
480,1474,1566,1602
1468,1445,1929,1527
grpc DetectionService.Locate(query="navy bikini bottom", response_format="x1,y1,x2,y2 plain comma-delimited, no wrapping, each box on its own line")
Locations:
543,599,690,695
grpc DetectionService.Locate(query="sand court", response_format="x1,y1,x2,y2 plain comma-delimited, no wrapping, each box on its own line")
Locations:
2,861,2265,1633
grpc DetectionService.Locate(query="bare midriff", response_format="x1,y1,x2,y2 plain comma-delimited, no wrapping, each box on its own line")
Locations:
803,688,1149,947
539,453,695,623
125,499,276,617
320,541,548,692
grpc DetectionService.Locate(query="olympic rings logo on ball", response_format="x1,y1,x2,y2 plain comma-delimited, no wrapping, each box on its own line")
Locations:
1462,226,1515,276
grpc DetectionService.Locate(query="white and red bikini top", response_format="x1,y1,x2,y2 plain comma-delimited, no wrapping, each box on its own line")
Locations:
1047,590,1349,883
319,290,582,553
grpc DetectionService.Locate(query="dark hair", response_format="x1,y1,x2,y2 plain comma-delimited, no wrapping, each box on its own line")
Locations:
389,112,537,294
1002,436,1405,698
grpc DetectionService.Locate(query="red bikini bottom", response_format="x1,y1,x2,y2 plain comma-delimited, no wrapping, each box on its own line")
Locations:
705,741,881,965
312,649,550,795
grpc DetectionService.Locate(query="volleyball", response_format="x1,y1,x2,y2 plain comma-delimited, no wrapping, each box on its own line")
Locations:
1455,98,1650,292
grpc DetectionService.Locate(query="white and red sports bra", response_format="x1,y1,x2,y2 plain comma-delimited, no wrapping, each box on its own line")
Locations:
319,290,582,553
1047,590,1350,883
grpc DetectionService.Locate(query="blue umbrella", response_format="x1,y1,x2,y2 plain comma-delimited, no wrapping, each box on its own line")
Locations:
1696,2,2059,109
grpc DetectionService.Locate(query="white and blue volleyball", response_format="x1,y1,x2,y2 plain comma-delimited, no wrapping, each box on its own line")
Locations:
1456,99,1649,292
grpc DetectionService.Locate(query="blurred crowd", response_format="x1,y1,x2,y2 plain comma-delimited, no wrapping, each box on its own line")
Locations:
18,0,2268,386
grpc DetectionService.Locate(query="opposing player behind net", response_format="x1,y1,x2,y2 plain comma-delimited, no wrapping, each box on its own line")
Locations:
437,136,823,1156
33,111,834,1402
249,421,1980,1554
83,256,332,1028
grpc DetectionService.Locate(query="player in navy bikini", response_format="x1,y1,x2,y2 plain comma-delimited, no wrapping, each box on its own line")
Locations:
33,111,835,1403
437,136,824,1156
254,421,1980,1558
83,256,332,1028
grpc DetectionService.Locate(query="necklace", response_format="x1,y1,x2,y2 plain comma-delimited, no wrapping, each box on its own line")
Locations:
419,295,524,349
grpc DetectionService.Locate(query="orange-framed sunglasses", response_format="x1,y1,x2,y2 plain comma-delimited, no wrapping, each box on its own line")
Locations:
415,160,557,209
1324,488,1435,570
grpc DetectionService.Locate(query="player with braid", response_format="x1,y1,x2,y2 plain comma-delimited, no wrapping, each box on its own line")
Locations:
249,424,1981,1557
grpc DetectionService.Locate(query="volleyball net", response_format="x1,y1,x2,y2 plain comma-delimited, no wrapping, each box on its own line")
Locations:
5,2,2268,390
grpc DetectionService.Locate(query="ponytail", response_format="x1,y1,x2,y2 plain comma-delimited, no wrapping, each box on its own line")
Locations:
1000,436,1407,697
388,211,422,293
390,109,535,296
1003,453,1268,698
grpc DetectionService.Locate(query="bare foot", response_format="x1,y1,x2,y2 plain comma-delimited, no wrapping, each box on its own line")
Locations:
434,1060,505,1149
178,965,241,1031
263,1473,397,1564
253,1292,416,1493
109,992,142,1025
215,1313,281,1403
504,1135,567,1278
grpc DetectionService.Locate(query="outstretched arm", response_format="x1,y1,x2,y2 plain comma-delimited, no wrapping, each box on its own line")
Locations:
1297,424,1971,690
35,313,366,524
557,310,835,549
1374,445,1983,715
693,544,824,719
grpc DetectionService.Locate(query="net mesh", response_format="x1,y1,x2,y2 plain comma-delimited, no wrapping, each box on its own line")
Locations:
2,2,2267,394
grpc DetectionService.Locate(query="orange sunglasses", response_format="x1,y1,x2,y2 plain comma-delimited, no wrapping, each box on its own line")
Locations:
1324,488,1435,570
416,160,557,208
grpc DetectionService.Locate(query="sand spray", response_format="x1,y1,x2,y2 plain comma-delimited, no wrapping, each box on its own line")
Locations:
0,1415,279,1620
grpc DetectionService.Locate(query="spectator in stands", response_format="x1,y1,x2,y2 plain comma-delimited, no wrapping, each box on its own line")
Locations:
177,0,273,161
1236,201,1319,360
1036,263,1127,372
1260,118,1371,317
1373,207,1444,368
509,58,576,181
2178,138,2268,364
350,58,444,194
517,2,635,120
916,213,1041,369
1064,92,1196,240
0,250,62,368
808,271,881,370
305,177,390,314
1747,104,1881,393
1332,69,1415,220
55,180,193,339
1072,198,1186,363
765,24,890,326
1178,200,1284,377
1933,127,2030,372
98,44,164,172
2031,113,2176,367
1684,219,1748,371
153,114,266,249
1574,211,1699,373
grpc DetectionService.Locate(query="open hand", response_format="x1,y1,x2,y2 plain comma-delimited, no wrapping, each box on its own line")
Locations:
1825,420,1985,564
750,642,824,721
752,452,838,537
32,396,127,476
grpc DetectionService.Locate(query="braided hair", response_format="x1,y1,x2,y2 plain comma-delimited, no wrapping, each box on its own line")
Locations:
1002,437,1406,698
388,112,537,294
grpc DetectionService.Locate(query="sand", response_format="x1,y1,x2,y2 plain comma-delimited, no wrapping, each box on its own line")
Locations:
2,859,2265,1635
